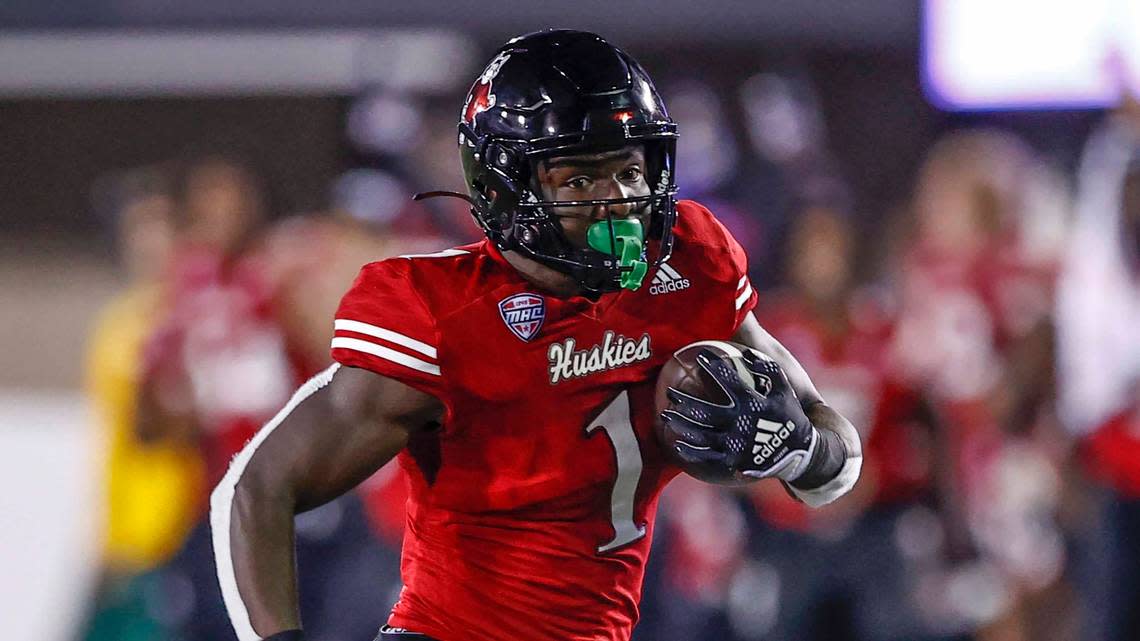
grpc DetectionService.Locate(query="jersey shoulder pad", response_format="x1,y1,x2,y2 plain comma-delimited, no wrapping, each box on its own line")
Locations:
330,247,475,397
670,198,743,278
672,199,749,285
671,200,757,316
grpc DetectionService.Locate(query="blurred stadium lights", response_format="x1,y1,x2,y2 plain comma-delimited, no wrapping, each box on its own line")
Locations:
0,30,478,97
922,0,1140,110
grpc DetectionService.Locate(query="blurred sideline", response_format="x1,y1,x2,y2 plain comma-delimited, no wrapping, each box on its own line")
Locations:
0,247,119,389
0,392,100,641
0,248,121,641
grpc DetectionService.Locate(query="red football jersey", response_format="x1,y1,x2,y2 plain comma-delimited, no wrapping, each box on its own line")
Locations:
330,200,757,641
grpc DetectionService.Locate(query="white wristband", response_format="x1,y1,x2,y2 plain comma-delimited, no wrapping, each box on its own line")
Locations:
787,453,863,508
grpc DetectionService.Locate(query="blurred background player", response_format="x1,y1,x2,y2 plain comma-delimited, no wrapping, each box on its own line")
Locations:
1057,86,1140,641
137,156,294,485
265,167,451,370
80,167,205,641
891,130,1070,641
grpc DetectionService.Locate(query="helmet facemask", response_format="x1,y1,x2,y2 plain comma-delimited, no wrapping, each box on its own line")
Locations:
471,136,677,296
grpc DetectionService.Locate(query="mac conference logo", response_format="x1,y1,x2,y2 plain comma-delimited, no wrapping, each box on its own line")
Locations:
498,293,545,342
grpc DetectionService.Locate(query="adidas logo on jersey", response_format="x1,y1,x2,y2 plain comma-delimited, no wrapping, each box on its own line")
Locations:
649,263,690,295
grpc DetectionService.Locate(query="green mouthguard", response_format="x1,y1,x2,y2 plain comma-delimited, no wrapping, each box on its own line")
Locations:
586,218,649,291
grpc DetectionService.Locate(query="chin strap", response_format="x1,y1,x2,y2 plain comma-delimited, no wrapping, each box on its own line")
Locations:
586,218,649,290
412,190,476,205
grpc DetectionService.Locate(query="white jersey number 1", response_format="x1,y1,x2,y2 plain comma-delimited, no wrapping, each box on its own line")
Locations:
586,391,647,553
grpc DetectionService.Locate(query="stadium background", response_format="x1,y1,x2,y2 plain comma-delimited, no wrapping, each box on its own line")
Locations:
1,2,1137,641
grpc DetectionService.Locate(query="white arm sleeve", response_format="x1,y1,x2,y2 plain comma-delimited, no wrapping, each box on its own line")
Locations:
209,363,340,641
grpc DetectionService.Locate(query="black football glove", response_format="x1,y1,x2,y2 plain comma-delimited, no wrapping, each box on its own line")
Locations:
662,347,818,482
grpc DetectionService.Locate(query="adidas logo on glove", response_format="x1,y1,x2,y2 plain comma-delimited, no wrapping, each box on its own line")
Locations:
753,418,794,464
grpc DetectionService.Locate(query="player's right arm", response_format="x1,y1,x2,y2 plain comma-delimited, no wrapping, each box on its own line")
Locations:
212,257,450,641
210,365,443,640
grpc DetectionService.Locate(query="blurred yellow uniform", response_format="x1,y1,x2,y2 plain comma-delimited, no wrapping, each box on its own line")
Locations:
86,286,204,571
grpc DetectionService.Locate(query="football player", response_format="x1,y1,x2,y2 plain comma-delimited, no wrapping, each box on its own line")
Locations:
210,30,862,641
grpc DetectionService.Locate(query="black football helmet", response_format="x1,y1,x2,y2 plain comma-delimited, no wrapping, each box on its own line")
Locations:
451,29,678,295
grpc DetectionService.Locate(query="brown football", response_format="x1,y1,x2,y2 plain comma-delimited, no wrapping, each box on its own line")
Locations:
654,340,762,486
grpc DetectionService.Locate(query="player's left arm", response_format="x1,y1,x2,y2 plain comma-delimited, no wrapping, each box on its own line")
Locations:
666,203,860,504
732,311,863,506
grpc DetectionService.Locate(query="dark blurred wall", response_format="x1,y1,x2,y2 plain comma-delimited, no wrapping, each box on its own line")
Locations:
0,96,344,238
0,37,1102,248
0,1,917,47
